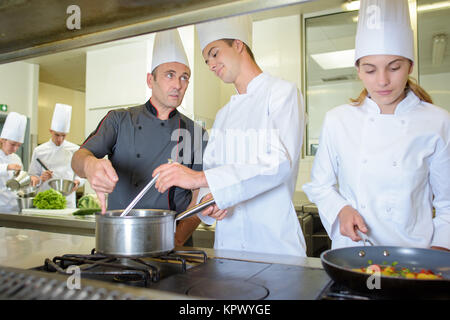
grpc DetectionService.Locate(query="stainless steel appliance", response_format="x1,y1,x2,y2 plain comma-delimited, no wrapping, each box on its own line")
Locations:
95,199,215,257
30,249,332,300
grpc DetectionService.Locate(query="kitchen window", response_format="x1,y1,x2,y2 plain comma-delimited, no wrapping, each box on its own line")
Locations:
303,1,450,156
304,10,361,156
417,0,450,112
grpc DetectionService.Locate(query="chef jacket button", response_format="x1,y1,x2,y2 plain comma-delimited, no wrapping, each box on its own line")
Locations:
138,126,142,130
401,120,405,125
386,207,391,212
369,118,374,122
362,159,368,164
136,153,141,158
361,204,366,209
160,122,165,126
392,161,397,167
135,183,138,187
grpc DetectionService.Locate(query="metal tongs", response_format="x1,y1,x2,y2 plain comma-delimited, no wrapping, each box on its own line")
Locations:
120,159,173,217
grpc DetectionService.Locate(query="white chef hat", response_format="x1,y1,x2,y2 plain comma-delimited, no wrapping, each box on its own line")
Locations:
0,112,27,143
196,15,253,52
151,29,190,72
51,103,72,133
355,0,414,64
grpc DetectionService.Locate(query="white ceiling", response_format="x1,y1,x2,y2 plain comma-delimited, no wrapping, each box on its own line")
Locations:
23,0,450,91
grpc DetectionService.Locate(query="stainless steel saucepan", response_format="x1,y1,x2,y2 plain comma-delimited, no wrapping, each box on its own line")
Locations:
95,198,215,257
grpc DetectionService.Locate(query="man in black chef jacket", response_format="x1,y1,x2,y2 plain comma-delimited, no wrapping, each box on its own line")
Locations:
72,29,207,246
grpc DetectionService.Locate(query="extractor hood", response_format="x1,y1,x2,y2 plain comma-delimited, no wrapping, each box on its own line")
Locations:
0,0,311,64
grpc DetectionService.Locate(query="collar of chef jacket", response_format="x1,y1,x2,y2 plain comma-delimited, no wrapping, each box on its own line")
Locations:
229,72,266,99
146,99,178,119
364,90,420,115
48,139,66,149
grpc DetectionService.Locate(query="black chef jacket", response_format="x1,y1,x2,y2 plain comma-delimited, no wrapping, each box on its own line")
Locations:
81,100,207,213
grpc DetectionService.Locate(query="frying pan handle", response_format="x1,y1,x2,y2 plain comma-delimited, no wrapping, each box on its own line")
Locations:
36,158,50,171
175,198,216,221
357,229,374,246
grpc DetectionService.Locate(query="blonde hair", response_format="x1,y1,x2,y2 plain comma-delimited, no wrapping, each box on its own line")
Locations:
351,60,433,106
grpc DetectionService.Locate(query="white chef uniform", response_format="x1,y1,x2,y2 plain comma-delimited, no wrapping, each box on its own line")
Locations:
303,91,450,249
303,0,450,250
0,112,27,213
196,15,306,256
28,104,84,208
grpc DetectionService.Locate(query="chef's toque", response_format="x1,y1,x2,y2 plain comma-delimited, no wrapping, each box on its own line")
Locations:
51,103,72,133
0,112,27,143
355,0,414,64
151,29,190,72
196,15,253,52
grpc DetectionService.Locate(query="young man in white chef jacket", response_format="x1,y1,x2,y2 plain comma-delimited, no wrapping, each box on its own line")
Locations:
0,112,27,213
153,15,307,257
29,103,85,208
303,0,450,251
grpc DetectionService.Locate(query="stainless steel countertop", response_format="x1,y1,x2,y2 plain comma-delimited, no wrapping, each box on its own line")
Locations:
0,199,319,236
0,227,323,270
0,211,95,236
0,227,95,269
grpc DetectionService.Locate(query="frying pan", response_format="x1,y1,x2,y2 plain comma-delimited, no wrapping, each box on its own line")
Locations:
321,246,450,297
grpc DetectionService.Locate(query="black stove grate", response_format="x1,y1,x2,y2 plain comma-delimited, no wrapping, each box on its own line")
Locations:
39,248,207,288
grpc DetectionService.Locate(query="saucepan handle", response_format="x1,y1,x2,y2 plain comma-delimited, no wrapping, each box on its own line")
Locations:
175,198,216,222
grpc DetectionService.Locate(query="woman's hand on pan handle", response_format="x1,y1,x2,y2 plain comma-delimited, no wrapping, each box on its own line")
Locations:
338,205,368,242
200,193,228,221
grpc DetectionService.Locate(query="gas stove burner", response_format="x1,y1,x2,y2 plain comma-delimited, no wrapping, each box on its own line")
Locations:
113,274,145,284
186,279,270,300
37,248,207,288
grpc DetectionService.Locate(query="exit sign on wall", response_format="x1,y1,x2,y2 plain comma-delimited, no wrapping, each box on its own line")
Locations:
0,104,7,112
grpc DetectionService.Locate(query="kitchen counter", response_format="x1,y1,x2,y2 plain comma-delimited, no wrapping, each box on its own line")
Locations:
0,227,323,270
0,211,214,249
0,211,95,236
0,205,319,251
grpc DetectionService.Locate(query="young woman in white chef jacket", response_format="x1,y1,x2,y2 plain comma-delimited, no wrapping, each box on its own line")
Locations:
0,112,27,213
303,0,449,251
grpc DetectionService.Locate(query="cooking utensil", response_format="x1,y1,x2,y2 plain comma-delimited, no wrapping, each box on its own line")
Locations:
48,178,75,196
6,171,31,191
120,158,173,217
16,197,35,213
37,157,62,179
321,246,450,297
95,198,215,257
16,185,39,198
120,174,159,217
36,158,50,171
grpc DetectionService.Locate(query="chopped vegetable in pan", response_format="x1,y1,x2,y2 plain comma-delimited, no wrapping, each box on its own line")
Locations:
352,261,443,280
